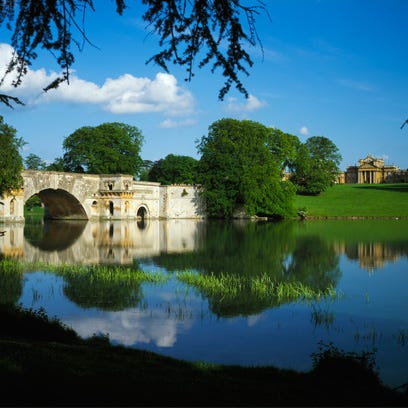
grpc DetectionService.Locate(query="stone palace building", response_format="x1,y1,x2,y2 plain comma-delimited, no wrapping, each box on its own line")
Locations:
338,154,408,184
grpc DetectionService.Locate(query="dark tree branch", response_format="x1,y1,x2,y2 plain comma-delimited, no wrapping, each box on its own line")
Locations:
0,0,267,106
0,94,24,108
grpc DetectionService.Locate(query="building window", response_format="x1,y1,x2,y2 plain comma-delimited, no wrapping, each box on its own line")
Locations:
10,199,15,215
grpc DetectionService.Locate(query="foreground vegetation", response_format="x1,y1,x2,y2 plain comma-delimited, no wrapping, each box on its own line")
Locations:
1,303,407,406
295,183,408,218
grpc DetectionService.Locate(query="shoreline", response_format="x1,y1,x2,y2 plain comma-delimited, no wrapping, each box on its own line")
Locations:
299,215,408,220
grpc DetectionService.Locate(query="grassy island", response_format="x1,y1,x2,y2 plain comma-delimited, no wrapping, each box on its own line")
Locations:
295,183,408,218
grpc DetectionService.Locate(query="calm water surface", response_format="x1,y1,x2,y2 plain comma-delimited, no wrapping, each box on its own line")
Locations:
1,219,407,387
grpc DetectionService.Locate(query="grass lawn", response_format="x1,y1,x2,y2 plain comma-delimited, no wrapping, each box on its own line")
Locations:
24,206,44,219
294,183,408,218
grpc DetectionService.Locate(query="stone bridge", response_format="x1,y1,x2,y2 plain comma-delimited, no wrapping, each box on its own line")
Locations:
0,170,205,222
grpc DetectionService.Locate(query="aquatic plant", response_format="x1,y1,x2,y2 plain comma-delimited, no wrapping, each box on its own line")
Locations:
0,258,169,310
176,270,338,304
54,264,169,311
0,258,25,304
310,305,336,329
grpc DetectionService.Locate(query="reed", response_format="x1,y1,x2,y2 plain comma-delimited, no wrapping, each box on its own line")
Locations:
53,264,168,285
176,270,338,303
0,258,169,284
0,258,26,274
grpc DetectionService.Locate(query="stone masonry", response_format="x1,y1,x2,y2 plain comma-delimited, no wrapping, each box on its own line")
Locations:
0,170,206,222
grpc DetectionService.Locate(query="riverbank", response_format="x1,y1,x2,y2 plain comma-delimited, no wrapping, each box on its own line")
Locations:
295,183,408,218
0,303,407,406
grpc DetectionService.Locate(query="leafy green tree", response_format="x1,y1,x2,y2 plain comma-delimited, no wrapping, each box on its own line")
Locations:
267,128,301,173
138,160,155,181
291,136,342,195
0,115,24,195
63,122,144,175
0,0,267,106
24,153,47,170
197,118,295,218
46,157,66,172
25,195,42,211
147,154,198,185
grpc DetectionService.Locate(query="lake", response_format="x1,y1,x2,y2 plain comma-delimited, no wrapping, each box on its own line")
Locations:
1,218,407,388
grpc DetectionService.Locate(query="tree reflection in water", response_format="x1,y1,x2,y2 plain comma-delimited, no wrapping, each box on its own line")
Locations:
59,266,145,311
152,221,341,317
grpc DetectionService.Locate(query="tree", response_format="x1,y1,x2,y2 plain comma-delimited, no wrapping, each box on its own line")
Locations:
291,136,342,195
62,122,144,175
146,154,198,185
46,157,66,172
137,160,154,181
0,0,267,106
0,115,24,195
24,153,47,170
267,128,301,173
197,118,295,218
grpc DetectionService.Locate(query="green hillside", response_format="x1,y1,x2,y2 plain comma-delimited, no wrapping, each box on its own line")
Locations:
294,184,408,218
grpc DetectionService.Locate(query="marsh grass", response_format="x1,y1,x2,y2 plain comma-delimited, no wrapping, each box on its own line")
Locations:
0,258,25,304
0,259,168,284
2,258,338,313
53,264,168,285
311,305,336,329
176,270,338,304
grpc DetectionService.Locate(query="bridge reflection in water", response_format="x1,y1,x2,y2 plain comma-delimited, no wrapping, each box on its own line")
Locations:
0,219,205,265
0,219,406,273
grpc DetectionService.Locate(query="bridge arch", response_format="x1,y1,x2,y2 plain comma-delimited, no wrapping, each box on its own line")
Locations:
22,170,100,220
31,189,88,220
136,205,149,220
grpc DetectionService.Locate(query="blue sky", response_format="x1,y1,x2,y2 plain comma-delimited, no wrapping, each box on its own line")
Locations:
1,0,407,171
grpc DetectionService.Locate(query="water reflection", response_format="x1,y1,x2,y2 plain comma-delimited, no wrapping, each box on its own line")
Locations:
24,220,86,251
0,219,407,272
2,219,407,387
61,267,145,311
343,242,405,273
65,308,190,348
1,219,206,264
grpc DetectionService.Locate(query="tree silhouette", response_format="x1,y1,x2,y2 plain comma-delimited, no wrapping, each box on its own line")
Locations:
0,0,267,106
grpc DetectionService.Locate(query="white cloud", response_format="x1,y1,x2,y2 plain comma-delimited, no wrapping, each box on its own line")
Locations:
337,78,375,92
299,126,309,136
247,314,263,327
0,43,195,116
66,308,192,348
159,118,198,128
225,94,266,114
